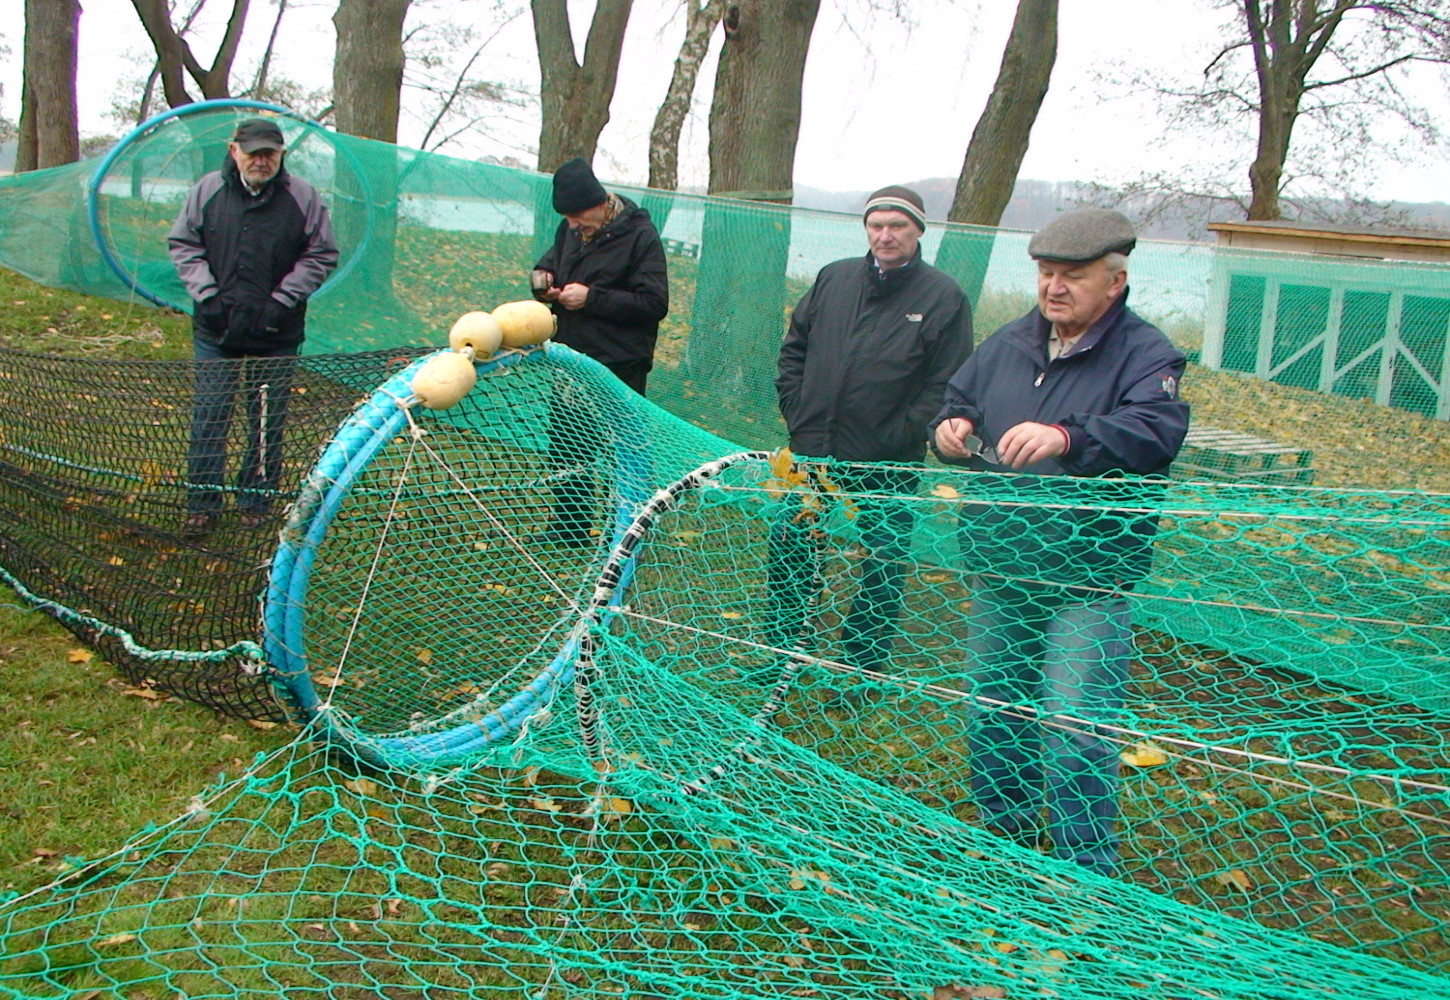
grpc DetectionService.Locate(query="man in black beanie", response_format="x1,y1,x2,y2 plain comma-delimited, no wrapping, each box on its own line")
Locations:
769,184,974,702
529,157,668,545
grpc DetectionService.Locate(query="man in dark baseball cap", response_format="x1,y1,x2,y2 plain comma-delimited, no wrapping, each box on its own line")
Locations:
226,119,288,192
928,206,1188,876
168,114,336,536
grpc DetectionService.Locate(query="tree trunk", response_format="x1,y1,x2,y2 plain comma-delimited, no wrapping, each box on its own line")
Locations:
532,0,634,172
17,0,81,170
1246,86,1296,220
706,0,819,199
252,0,290,97
1241,0,1353,220
949,0,1057,226
130,0,195,106
937,0,1057,305
683,0,820,443
333,0,411,143
329,0,417,337
648,0,725,191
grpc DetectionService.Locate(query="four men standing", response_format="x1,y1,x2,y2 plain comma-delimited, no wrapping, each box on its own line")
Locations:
165,129,1183,876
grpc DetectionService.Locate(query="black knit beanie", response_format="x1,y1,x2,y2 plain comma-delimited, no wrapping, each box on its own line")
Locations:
863,185,927,232
552,158,609,215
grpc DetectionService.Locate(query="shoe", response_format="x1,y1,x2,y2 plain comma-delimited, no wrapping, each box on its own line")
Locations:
181,512,218,537
239,510,268,529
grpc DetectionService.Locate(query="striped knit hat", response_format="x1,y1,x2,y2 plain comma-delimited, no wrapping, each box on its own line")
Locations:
863,185,927,232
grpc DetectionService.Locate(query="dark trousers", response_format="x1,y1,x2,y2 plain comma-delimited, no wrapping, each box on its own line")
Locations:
543,359,649,535
188,333,299,515
765,466,920,670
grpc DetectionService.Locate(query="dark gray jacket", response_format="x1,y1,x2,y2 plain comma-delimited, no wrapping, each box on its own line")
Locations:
777,251,973,462
168,157,337,351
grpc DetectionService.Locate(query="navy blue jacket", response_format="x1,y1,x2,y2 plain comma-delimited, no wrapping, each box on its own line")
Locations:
778,252,973,462
929,292,1188,589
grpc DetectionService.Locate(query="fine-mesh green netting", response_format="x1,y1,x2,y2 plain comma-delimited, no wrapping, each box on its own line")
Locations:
0,104,1447,998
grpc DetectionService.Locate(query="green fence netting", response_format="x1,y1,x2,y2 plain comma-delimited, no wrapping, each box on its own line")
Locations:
0,104,1446,999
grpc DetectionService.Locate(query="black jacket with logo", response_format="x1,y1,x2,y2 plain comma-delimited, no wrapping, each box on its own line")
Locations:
533,196,669,367
168,157,337,351
776,251,974,462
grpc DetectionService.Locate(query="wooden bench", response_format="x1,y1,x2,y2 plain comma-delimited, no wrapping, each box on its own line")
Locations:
1171,426,1316,485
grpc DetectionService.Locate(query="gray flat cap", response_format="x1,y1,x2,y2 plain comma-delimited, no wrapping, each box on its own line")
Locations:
1028,209,1137,262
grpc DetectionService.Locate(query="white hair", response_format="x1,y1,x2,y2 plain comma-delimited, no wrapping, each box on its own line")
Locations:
1102,251,1129,275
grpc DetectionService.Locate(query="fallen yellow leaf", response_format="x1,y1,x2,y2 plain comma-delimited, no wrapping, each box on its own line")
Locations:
66,649,93,664
1217,868,1253,892
1120,743,1169,767
345,778,378,796
931,483,962,500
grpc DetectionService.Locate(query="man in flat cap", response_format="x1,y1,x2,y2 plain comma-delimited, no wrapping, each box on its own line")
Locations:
929,208,1189,875
529,157,668,545
169,117,338,537
769,185,974,702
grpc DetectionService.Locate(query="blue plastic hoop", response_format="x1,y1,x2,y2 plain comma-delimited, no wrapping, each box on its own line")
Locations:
86,98,374,311
264,344,652,771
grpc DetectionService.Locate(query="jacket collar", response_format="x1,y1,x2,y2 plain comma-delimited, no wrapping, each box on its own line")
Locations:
222,154,288,197
862,247,923,298
575,194,642,246
1009,287,1133,358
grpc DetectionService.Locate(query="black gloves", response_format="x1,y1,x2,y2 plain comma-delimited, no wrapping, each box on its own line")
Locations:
195,295,227,328
218,296,292,350
260,298,289,335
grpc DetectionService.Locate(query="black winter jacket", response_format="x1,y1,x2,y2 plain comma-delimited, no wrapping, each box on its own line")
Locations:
777,252,974,462
533,196,668,366
168,157,337,352
928,292,1189,590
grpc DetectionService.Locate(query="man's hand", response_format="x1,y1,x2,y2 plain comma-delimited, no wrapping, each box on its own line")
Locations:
196,295,227,327
260,298,289,334
933,417,976,459
556,282,589,310
995,421,1069,469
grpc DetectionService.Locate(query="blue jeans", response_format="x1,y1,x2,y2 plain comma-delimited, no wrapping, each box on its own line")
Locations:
188,334,299,515
966,581,1131,875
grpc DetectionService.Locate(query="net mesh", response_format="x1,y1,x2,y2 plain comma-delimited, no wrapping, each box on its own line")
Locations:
0,105,1447,998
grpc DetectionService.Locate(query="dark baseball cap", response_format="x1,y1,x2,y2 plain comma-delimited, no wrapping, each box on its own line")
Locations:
232,118,286,153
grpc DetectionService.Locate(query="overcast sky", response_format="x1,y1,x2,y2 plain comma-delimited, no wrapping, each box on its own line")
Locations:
1,0,1446,203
